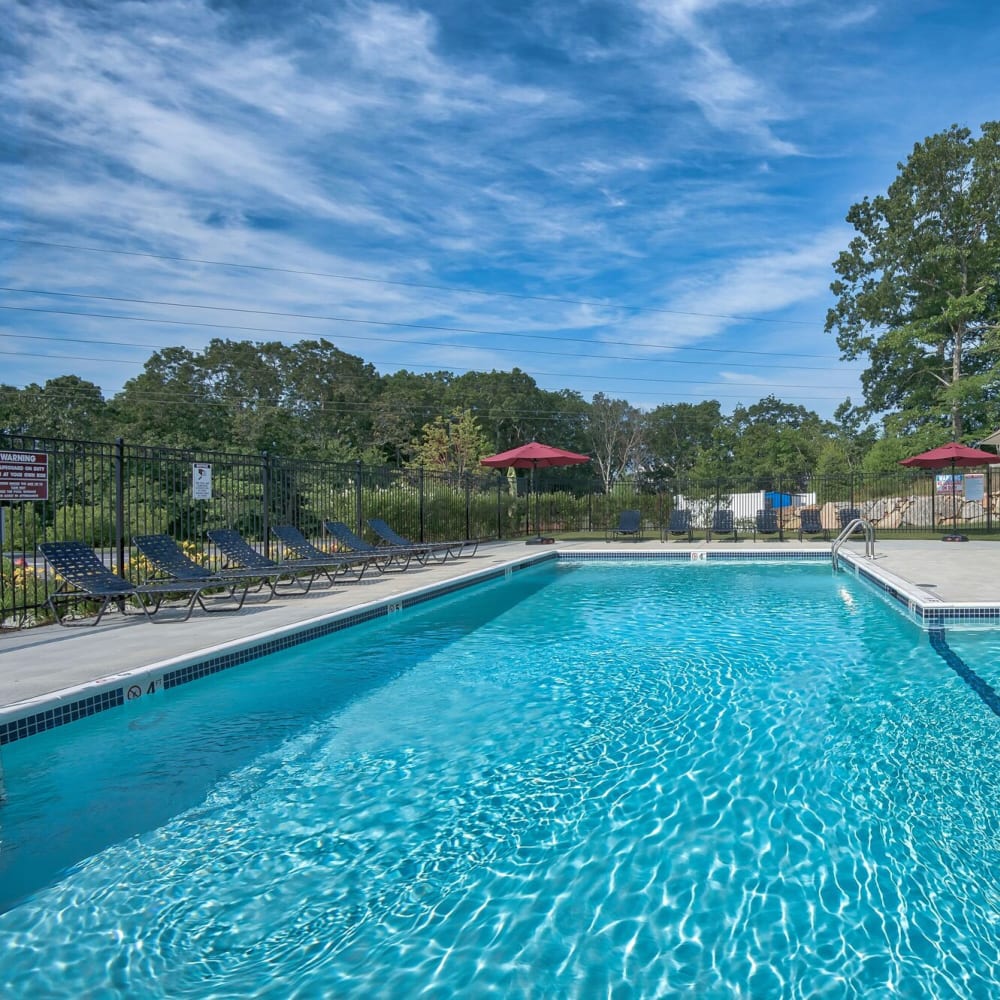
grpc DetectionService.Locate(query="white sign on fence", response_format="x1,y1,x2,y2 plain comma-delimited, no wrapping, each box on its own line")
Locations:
192,463,213,500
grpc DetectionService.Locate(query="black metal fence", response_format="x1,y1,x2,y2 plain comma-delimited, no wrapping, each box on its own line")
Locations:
2,433,998,626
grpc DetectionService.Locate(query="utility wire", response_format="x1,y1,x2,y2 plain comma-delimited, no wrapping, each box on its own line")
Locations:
0,312,859,374
0,346,855,393
0,286,845,362
1,237,822,328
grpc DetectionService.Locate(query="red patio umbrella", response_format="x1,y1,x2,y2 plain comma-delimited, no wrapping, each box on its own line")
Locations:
481,441,590,543
899,441,998,471
899,441,997,540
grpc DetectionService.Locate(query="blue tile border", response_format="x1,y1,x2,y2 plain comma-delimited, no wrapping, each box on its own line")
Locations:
0,689,124,746
558,549,829,562
841,554,1000,628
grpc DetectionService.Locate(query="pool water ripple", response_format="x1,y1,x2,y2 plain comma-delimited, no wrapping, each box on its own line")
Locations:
1,562,999,997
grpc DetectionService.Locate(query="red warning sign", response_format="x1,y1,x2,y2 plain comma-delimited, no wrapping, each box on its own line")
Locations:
0,451,49,500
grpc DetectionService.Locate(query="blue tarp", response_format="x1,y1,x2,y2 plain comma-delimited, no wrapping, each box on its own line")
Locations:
764,491,793,509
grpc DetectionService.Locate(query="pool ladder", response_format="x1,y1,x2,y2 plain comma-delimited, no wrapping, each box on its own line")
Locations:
831,517,875,572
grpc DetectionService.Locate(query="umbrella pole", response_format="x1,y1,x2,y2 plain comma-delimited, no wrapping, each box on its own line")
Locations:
526,460,554,544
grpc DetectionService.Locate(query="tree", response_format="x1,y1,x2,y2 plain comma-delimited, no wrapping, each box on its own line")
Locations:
687,396,832,488
407,409,491,478
17,376,110,440
826,121,1000,440
585,393,646,493
643,400,722,477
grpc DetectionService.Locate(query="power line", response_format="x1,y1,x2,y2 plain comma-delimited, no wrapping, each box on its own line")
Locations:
0,346,857,393
0,312,860,374
0,286,844,361
1,237,822,328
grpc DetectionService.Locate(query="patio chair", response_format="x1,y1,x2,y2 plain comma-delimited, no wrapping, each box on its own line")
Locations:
367,518,479,561
132,534,258,607
798,508,829,541
753,508,782,541
706,508,738,542
838,507,864,534
323,521,417,571
663,508,693,542
37,541,231,626
206,528,328,594
606,509,643,542
270,524,378,582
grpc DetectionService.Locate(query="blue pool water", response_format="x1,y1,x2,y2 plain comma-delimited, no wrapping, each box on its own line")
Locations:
1,561,999,997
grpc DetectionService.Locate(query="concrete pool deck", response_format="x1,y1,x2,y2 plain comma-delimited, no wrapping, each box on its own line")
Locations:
0,537,997,727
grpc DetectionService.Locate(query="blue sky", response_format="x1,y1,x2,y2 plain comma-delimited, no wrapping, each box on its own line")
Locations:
2,0,998,422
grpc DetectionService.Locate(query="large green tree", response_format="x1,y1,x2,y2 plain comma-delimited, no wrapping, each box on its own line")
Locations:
16,376,111,440
826,121,1000,440
643,400,722,478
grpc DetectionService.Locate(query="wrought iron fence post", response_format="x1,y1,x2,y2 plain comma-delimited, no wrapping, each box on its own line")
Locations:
261,451,271,558
354,460,363,535
114,437,125,574
464,473,471,541
496,474,502,540
988,467,993,534
419,465,426,542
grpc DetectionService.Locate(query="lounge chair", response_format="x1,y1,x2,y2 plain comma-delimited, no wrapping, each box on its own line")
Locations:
753,508,782,541
707,508,738,542
38,541,231,626
367,518,479,561
607,509,643,542
132,534,261,608
663,508,693,542
206,528,329,594
798,508,828,541
838,507,863,534
323,520,417,571
270,524,378,581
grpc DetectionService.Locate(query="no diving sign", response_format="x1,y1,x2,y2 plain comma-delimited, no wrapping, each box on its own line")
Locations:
0,451,49,501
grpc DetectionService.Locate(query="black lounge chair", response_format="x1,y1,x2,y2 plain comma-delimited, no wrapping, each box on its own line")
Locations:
132,534,258,607
206,529,328,594
754,508,782,541
323,521,417,571
270,524,377,581
38,541,231,626
367,518,479,561
607,509,643,542
838,507,864,534
663,508,693,542
798,508,829,541
707,508,738,542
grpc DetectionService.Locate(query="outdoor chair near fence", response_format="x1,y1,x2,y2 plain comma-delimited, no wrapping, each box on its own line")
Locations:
706,508,738,542
753,508,782,541
838,507,864,534
270,524,379,582
798,508,829,541
37,541,240,626
606,509,643,542
323,521,419,571
663,508,693,542
367,518,479,560
206,528,329,594
133,533,285,603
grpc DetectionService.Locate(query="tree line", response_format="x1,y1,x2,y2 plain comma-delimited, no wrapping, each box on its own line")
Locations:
3,121,998,487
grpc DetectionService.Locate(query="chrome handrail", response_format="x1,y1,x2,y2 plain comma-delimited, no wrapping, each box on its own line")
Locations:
831,517,875,571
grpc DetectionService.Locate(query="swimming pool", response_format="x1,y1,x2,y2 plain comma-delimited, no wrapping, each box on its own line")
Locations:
1,560,998,996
